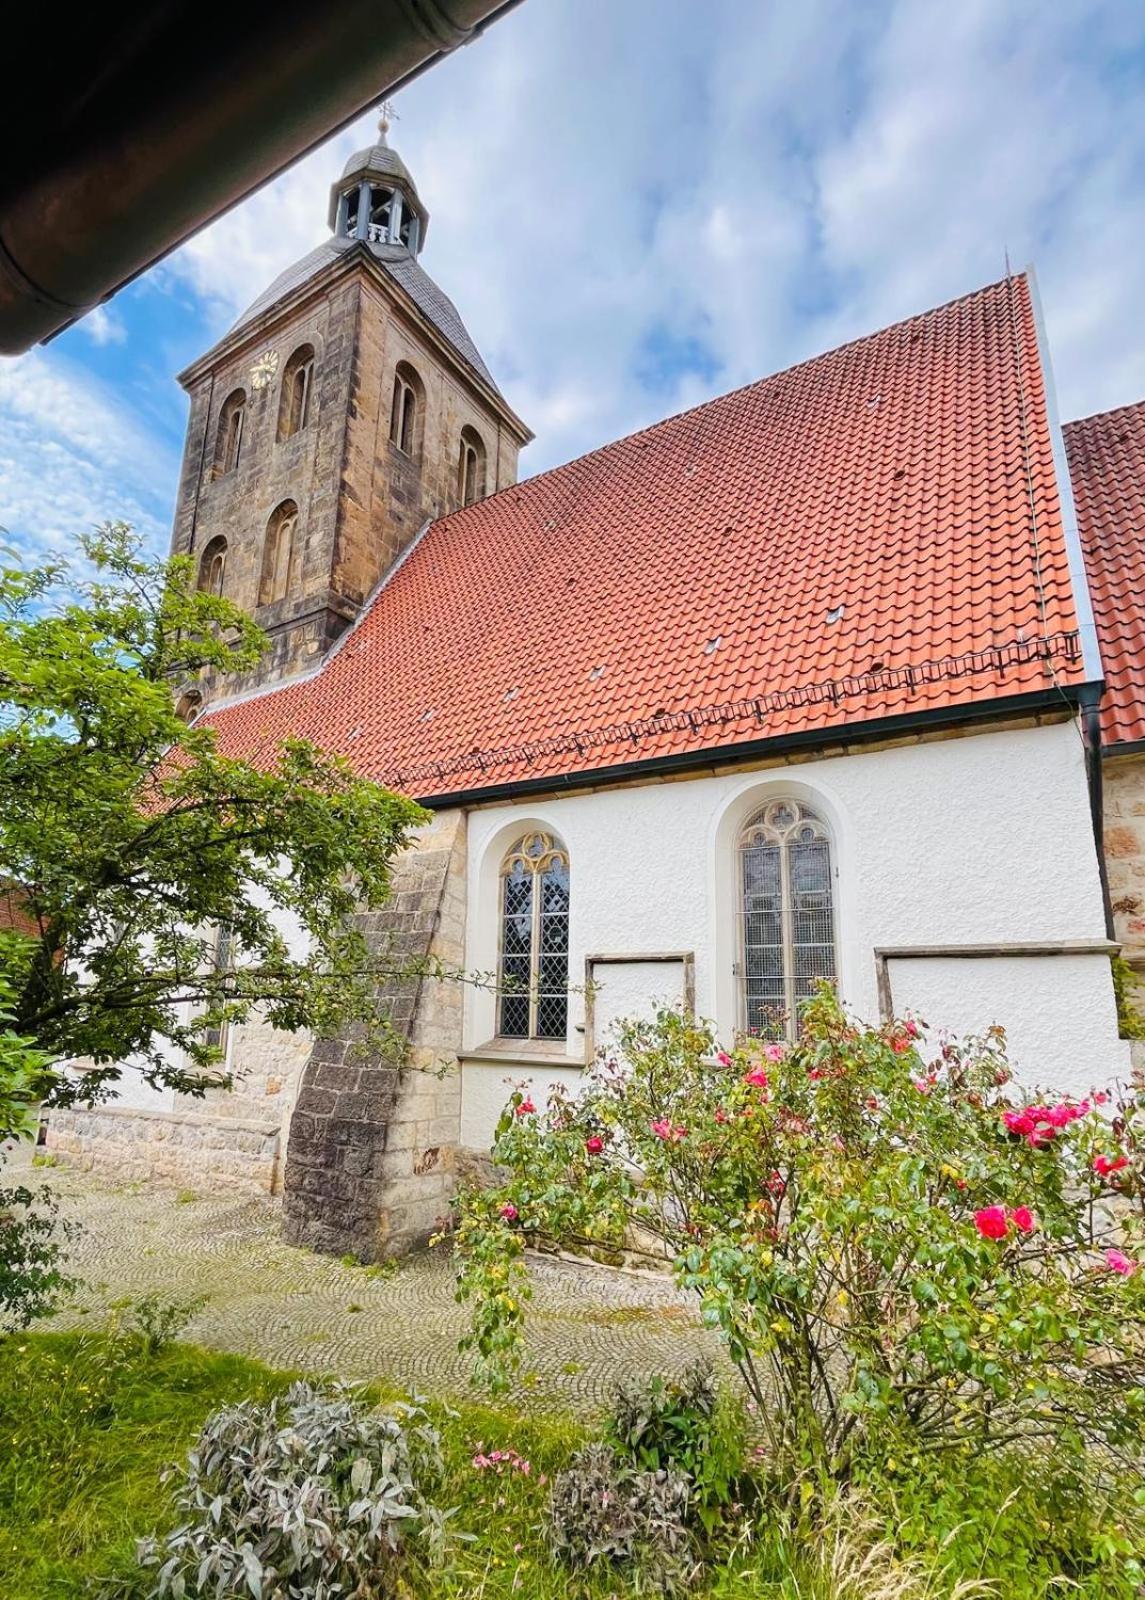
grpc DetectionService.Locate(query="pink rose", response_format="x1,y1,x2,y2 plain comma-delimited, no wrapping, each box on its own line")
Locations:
500,1202,519,1222
974,1206,1009,1240
1002,1109,1035,1138
904,1018,921,1039
764,1042,785,1063
651,1118,686,1143
1094,1153,1129,1178
1105,1249,1137,1276
585,1135,604,1155
514,1097,536,1117
743,1067,769,1088
716,1051,733,1067
1009,1206,1035,1233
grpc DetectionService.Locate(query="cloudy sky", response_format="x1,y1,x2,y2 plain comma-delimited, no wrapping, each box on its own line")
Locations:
2,0,1143,564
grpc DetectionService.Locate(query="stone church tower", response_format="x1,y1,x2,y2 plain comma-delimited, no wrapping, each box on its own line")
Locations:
170,117,532,710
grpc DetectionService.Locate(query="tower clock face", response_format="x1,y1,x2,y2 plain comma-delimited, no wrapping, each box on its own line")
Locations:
249,349,279,390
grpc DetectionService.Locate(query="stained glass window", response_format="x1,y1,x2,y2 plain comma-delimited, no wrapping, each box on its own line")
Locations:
737,800,836,1041
497,833,570,1040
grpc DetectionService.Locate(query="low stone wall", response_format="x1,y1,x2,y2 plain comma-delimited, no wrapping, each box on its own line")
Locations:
45,1105,281,1194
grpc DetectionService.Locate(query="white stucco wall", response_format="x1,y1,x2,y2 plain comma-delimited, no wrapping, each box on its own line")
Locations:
461,720,1127,1147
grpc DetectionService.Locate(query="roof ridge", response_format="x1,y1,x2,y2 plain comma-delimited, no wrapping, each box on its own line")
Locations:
1063,397,1145,434
486,271,1028,501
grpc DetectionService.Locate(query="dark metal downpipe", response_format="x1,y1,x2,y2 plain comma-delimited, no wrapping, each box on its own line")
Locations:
1080,684,1115,941
0,0,522,353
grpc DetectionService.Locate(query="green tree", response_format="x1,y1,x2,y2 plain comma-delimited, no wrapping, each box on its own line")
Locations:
0,523,427,1110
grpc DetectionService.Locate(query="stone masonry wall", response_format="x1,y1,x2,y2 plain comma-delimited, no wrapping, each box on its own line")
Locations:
1104,752,1145,1003
282,810,467,1260
46,1105,280,1194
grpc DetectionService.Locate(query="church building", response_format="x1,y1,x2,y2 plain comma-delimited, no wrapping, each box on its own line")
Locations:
47,125,1145,1264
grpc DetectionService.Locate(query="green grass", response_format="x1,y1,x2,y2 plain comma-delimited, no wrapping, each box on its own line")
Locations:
1,1333,1140,1600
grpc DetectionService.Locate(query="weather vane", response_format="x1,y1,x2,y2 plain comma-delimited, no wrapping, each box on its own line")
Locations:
378,99,399,137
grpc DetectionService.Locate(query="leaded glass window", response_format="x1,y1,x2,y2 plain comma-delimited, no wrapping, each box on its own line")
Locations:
737,799,836,1041
497,832,570,1040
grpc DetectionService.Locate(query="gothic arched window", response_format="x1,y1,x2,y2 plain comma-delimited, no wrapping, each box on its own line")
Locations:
497,832,570,1040
457,426,487,508
737,799,836,1042
175,689,203,723
278,345,314,440
389,362,423,459
214,388,246,477
259,501,298,605
197,536,228,597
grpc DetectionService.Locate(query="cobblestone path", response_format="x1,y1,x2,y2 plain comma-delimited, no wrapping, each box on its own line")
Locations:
23,1151,722,1413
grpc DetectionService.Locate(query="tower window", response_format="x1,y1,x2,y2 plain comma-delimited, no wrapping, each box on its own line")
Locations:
278,345,315,440
197,536,228,597
214,389,246,478
343,186,360,236
367,185,396,244
389,362,424,459
259,500,298,605
174,689,203,723
457,426,487,507
737,798,837,1042
497,832,570,1040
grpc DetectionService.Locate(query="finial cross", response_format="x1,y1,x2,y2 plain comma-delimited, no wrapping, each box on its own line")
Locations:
378,99,399,136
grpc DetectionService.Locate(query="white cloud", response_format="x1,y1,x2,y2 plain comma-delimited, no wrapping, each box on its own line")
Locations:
80,305,127,347
55,0,1145,487
0,351,176,564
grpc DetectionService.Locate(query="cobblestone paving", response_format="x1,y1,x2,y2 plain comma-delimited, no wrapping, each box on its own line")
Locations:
22,1151,722,1413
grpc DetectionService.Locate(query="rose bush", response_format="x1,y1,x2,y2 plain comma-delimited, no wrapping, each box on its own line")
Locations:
455,990,1144,1497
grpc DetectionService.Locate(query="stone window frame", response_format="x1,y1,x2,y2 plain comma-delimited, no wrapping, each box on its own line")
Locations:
277,344,315,441
736,797,837,1042
214,387,247,478
259,500,299,606
457,425,487,508
496,830,571,1042
389,361,424,461
197,535,228,597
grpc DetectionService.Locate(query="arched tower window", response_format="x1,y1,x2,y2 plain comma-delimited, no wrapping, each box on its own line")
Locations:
497,832,570,1040
197,536,228,597
214,389,246,477
278,345,315,440
737,799,836,1042
457,426,487,508
259,501,298,605
389,362,424,459
174,689,203,723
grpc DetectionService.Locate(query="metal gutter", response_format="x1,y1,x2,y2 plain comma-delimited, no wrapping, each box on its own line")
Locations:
409,685,1082,810
0,0,525,352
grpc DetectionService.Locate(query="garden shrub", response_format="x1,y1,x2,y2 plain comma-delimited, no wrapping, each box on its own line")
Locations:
456,989,1145,1512
135,1381,457,1598
547,1441,696,1593
0,1168,75,1330
606,1358,745,1525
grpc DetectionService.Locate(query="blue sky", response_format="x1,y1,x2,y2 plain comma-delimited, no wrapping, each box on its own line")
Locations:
2,0,1143,566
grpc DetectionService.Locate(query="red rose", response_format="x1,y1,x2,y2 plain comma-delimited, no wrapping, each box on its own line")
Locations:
585,1135,604,1155
1009,1206,1035,1233
500,1202,519,1222
974,1206,1008,1240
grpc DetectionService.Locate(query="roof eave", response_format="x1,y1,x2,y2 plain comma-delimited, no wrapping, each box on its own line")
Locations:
409,684,1090,810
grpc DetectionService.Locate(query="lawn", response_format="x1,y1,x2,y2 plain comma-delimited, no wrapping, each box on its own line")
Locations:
2,1330,1142,1600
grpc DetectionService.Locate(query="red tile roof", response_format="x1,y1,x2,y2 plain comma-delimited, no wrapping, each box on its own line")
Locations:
204,272,1089,801
1065,402,1145,749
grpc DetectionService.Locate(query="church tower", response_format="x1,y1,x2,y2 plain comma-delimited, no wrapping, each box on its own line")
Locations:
170,114,532,708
